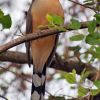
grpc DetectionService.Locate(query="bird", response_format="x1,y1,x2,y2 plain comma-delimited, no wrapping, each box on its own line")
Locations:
26,0,64,100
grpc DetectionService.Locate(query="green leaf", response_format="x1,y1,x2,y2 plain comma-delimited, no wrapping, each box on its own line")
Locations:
91,89,100,96
65,73,76,84
94,13,100,24
90,39,100,45
94,80,100,89
46,14,53,24
78,86,88,97
88,46,100,59
51,14,64,25
72,69,76,75
0,15,12,28
69,19,81,29
86,34,100,45
57,27,66,32
80,69,92,83
46,14,64,25
92,52,100,59
0,9,4,17
70,34,84,41
70,86,76,89
95,47,100,52
88,20,96,34
0,9,12,29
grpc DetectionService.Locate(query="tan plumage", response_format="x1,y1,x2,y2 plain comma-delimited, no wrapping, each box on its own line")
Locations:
26,0,64,100
31,0,64,72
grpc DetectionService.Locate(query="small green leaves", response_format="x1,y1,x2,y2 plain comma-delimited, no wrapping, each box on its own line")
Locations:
46,14,64,25
69,13,100,62
64,70,76,84
0,9,4,16
65,73,76,84
78,86,88,97
80,69,92,83
88,20,96,34
95,47,100,53
94,80,100,89
88,46,100,60
91,89,100,96
86,33,100,45
70,34,84,41
60,70,76,84
0,9,12,29
92,51,100,59
46,14,53,24
46,14,65,32
94,13,100,24
69,19,81,30
51,15,64,25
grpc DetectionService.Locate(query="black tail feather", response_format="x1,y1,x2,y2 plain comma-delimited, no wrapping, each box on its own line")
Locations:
31,66,46,100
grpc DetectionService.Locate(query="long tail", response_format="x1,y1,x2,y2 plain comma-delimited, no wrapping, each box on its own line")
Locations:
31,66,46,100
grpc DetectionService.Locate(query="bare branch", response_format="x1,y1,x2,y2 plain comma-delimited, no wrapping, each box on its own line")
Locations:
0,50,98,81
0,51,29,63
0,28,60,53
0,21,99,53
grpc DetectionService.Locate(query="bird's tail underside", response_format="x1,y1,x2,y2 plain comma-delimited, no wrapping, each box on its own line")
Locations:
31,66,46,100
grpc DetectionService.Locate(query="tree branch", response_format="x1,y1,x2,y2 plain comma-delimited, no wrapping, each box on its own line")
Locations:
0,21,99,81
0,21,99,53
0,50,98,81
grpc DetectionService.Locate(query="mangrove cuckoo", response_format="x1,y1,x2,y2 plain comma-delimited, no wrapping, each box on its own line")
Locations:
26,0,64,100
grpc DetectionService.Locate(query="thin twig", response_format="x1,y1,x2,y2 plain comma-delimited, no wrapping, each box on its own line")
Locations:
0,95,8,100
68,0,95,11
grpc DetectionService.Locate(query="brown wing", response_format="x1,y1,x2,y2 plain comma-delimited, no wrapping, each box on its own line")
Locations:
26,7,33,67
